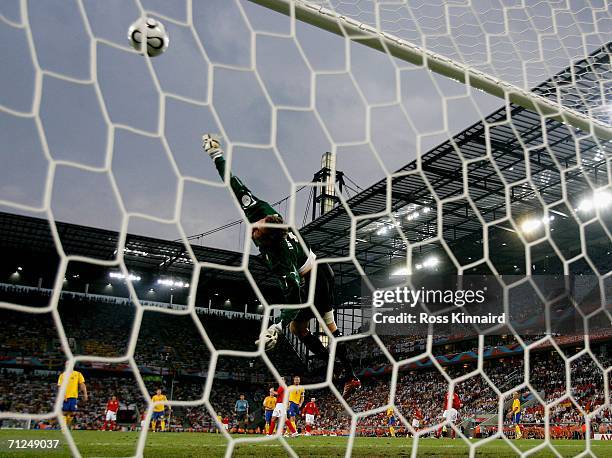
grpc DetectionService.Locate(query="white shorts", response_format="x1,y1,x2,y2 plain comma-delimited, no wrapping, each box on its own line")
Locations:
443,408,458,423
272,403,286,418
412,419,420,428
305,414,315,425
223,424,229,430
105,410,117,421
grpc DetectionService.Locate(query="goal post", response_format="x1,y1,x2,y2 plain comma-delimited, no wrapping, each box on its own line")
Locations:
248,0,612,141
0,418,32,430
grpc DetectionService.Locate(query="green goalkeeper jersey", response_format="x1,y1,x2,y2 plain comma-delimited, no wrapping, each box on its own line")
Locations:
214,157,315,314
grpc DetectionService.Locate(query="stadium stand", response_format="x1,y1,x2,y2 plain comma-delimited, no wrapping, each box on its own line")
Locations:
1,282,608,437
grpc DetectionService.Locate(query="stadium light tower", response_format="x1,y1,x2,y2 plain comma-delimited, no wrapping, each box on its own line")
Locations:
311,152,345,221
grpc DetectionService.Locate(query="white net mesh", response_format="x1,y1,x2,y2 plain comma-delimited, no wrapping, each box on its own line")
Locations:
0,0,610,456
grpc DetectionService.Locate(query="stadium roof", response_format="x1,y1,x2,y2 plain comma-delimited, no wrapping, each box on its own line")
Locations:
0,211,272,288
0,44,609,301
300,43,611,292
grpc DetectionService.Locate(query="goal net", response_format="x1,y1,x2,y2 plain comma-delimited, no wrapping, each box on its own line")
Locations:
0,0,610,456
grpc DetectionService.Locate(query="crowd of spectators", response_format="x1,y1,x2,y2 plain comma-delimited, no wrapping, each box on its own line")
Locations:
0,368,269,433
1,284,610,439
303,350,611,437
0,285,305,379
1,349,609,437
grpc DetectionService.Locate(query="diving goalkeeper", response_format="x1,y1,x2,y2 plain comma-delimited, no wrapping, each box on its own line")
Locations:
203,134,360,397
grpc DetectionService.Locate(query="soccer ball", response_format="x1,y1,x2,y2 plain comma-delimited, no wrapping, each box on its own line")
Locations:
128,18,169,57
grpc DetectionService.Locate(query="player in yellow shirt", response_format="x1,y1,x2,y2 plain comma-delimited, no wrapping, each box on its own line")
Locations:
262,388,277,434
511,392,522,439
216,414,223,434
151,388,170,432
57,365,87,429
288,376,304,432
386,407,397,437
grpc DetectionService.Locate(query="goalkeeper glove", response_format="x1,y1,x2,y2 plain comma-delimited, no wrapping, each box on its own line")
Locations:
255,323,282,351
202,134,222,160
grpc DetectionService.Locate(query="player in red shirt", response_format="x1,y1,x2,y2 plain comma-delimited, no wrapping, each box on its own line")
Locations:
102,395,119,431
444,391,462,410
301,397,320,435
438,391,461,438
411,406,423,435
268,383,298,436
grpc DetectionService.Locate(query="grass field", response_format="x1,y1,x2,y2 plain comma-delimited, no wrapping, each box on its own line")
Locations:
0,430,610,457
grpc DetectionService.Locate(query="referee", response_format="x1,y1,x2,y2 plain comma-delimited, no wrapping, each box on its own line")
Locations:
234,394,249,432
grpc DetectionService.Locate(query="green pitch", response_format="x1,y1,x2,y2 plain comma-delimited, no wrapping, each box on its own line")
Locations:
0,430,610,457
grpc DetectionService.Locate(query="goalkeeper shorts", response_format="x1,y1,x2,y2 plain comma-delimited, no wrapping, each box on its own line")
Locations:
281,263,335,324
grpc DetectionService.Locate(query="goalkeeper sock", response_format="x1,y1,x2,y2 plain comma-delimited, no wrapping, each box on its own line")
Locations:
161,420,165,431
299,331,328,361
332,330,357,379
151,420,156,431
